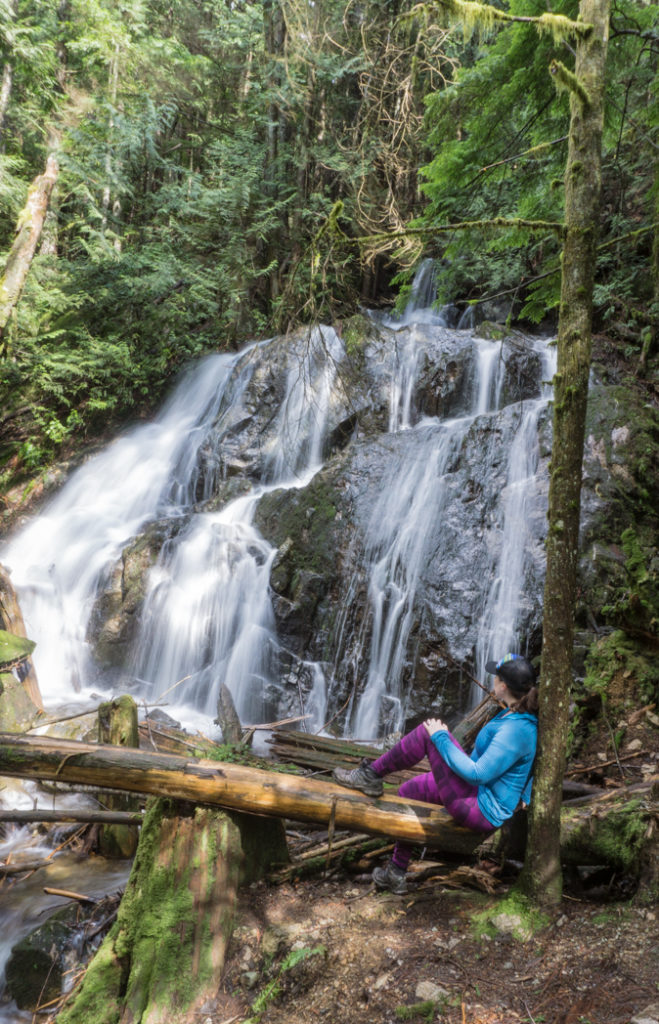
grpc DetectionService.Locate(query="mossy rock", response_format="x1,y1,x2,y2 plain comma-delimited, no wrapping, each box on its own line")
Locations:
0,629,40,731
0,628,35,668
5,903,80,1010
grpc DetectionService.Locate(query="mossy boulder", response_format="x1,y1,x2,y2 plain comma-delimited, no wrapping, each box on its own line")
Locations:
5,903,80,1011
0,628,40,732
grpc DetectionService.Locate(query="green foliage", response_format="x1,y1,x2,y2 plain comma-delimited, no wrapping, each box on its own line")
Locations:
0,0,450,479
396,998,445,1021
413,0,658,328
583,631,659,707
245,945,325,1024
600,528,659,638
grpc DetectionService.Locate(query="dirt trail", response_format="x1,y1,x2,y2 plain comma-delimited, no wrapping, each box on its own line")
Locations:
211,866,659,1024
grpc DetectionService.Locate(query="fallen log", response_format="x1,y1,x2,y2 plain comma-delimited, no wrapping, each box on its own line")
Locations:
0,733,655,871
0,150,59,353
0,809,144,826
0,732,487,855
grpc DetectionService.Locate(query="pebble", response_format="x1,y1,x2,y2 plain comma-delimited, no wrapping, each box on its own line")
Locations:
415,981,449,1002
630,1005,659,1024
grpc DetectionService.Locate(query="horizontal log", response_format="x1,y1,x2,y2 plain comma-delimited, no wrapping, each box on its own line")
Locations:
1,809,144,826
0,732,483,854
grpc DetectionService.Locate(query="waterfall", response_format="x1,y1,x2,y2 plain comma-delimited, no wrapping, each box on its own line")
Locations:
131,326,343,727
1,284,553,743
2,353,248,705
349,418,471,737
341,315,516,738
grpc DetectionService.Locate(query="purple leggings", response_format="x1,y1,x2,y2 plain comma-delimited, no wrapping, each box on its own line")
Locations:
371,723,494,871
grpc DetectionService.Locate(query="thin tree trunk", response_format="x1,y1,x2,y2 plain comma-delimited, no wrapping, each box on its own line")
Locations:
0,150,59,353
521,0,611,904
0,60,12,147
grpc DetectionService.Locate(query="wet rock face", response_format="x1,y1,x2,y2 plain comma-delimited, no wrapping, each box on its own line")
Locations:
88,520,180,669
80,316,655,738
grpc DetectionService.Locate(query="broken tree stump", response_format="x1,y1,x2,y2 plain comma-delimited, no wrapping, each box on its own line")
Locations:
56,798,289,1024
97,695,140,857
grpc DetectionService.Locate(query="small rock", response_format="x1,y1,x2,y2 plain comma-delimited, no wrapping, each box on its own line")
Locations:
489,912,533,941
630,1005,659,1024
625,739,642,752
241,972,259,989
415,981,449,1002
373,973,390,991
611,425,630,447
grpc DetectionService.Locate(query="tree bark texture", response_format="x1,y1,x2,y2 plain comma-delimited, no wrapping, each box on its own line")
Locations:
0,60,12,146
56,797,288,1024
523,0,611,904
0,151,59,352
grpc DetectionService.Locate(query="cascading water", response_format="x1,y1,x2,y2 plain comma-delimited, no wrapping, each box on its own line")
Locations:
2,352,249,706
1,281,553,742
473,344,557,686
128,325,345,729
337,309,540,738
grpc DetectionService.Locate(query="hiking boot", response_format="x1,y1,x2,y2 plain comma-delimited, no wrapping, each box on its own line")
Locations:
332,758,383,797
372,861,408,895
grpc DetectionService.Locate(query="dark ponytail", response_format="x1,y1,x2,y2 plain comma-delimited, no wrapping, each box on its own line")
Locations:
513,685,539,715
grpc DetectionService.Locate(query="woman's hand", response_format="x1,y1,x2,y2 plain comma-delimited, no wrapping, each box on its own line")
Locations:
424,717,448,735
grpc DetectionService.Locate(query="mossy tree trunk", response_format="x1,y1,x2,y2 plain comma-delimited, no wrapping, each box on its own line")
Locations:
521,0,611,905
57,798,289,1024
0,149,59,355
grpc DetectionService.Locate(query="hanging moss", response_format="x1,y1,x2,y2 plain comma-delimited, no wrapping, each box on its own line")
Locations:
537,12,592,43
549,60,591,107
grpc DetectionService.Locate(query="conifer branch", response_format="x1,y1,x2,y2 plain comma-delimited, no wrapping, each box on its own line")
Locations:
407,2,592,41
479,136,569,173
549,60,591,107
329,217,566,246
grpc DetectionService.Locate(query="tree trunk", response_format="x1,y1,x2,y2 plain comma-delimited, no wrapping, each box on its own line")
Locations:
0,60,12,147
56,798,289,1024
0,150,59,354
521,0,611,904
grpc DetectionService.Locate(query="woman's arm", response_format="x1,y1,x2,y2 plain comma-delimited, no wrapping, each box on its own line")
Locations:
431,719,534,785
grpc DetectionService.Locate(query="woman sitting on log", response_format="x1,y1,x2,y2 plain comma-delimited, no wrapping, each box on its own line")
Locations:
333,653,539,894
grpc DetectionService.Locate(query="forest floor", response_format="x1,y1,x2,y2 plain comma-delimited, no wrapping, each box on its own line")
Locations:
212,859,659,1024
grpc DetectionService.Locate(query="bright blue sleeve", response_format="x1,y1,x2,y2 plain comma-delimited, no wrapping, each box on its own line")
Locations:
430,722,526,785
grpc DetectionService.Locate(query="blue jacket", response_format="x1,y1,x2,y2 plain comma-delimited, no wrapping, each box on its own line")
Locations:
431,710,538,827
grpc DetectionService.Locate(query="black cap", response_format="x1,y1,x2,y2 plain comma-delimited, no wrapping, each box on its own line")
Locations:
485,653,536,695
